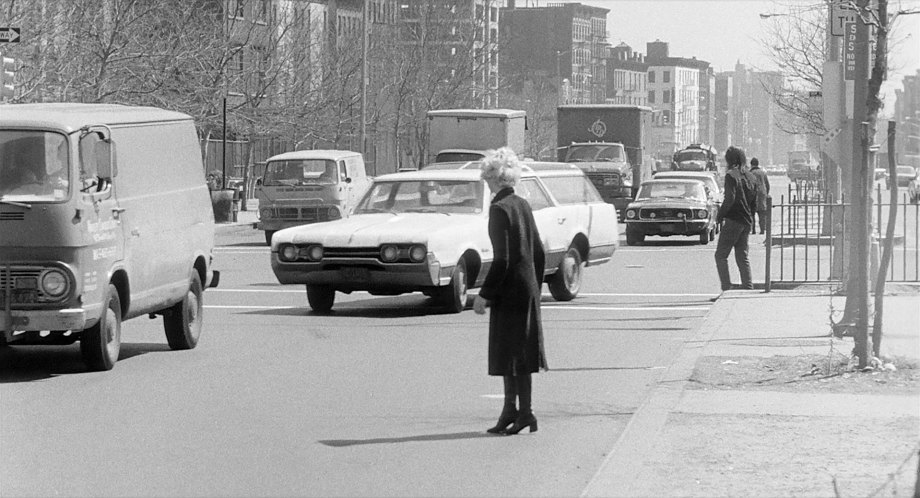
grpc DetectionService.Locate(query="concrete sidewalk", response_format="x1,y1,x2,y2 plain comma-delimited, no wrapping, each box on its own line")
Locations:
583,286,920,498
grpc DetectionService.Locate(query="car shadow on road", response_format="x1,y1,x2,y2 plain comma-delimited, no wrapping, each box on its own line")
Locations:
238,295,468,318
0,342,171,382
319,431,499,447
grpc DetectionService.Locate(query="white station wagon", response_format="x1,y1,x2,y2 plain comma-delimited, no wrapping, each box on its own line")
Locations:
269,161,619,313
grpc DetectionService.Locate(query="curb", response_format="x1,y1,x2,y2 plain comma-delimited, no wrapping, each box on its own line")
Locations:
580,288,733,497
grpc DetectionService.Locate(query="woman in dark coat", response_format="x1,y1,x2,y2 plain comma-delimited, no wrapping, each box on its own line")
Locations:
473,147,548,435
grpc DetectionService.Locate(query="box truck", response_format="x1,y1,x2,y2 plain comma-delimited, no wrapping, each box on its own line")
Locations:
426,109,527,165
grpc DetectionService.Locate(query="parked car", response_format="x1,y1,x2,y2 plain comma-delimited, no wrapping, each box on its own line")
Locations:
623,179,718,246
887,165,917,190
764,164,787,176
269,162,619,313
651,170,723,210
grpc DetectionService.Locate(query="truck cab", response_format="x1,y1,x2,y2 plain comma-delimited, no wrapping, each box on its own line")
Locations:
256,150,370,246
559,142,633,215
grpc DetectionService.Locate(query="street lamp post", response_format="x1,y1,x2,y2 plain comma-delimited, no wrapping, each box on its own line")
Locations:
556,50,570,105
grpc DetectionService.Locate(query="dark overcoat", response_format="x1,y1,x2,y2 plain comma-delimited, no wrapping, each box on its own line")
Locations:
479,187,548,376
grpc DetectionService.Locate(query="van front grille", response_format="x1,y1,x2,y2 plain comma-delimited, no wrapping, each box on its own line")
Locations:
0,212,25,221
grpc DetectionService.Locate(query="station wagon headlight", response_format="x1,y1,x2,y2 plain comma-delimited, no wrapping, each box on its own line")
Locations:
625,209,637,219
307,245,323,261
40,269,69,298
380,244,399,262
697,209,709,218
280,244,298,261
409,244,427,263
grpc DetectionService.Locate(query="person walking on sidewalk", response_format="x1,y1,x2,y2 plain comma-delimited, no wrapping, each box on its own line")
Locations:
473,147,548,436
749,157,771,235
714,146,758,292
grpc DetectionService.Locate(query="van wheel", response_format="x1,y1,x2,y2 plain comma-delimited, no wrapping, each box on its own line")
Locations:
264,231,276,246
80,284,122,371
548,246,583,301
439,259,468,313
164,272,203,350
307,284,335,313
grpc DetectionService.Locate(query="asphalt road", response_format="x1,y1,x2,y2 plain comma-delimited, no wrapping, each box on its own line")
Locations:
1,220,726,497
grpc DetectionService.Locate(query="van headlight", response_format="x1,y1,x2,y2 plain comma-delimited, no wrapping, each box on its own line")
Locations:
40,269,70,298
260,208,272,219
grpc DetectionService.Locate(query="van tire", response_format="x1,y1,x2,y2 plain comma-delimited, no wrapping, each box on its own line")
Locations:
80,284,122,371
439,259,468,313
548,246,583,301
307,284,335,313
164,272,203,350
264,231,276,246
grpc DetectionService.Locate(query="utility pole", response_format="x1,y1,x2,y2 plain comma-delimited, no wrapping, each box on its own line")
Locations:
360,0,368,165
849,0,872,367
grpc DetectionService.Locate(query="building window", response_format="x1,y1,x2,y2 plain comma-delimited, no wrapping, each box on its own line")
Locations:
664,70,670,83
663,110,671,124
648,70,655,83
648,90,655,104
663,90,670,103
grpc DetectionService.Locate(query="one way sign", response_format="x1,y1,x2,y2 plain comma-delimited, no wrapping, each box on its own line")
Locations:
0,27,21,43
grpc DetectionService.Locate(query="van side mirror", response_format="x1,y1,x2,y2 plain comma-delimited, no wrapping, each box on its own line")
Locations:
79,126,117,193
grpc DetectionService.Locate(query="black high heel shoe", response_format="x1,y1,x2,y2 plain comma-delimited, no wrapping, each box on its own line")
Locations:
504,413,537,435
486,411,519,434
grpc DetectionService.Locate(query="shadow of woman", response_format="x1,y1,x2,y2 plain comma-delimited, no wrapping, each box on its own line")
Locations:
319,431,500,447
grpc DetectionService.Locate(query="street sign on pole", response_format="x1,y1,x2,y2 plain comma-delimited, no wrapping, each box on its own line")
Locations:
831,0,857,36
844,22,857,80
0,27,20,43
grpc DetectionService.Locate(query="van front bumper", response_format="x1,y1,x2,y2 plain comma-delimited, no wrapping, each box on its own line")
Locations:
0,309,87,333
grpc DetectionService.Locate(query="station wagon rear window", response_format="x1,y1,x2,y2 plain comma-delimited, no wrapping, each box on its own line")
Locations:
0,130,70,202
540,176,604,205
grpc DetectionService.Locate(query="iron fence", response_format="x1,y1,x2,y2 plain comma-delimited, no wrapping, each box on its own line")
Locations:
767,184,919,284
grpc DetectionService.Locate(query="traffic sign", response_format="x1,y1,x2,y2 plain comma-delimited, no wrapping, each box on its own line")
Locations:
831,1,857,36
0,27,20,43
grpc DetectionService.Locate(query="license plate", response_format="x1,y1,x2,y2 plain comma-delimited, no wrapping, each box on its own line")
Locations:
0,290,37,304
659,224,675,232
342,267,370,281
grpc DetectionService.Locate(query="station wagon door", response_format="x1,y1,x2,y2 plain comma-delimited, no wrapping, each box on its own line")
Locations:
516,178,567,273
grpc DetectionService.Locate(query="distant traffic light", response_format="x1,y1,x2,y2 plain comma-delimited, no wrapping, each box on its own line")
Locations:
0,53,17,101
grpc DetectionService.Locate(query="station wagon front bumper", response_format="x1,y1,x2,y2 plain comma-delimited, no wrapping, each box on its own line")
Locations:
271,258,450,292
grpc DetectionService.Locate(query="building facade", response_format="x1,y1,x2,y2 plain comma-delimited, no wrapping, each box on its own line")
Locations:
605,43,648,106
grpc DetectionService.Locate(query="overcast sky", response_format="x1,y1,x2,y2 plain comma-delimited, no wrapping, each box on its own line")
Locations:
572,0,920,114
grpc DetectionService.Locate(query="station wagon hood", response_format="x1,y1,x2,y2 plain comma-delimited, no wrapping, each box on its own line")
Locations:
279,213,485,246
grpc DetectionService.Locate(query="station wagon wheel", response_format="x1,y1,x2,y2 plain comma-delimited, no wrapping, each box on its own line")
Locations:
306,284,335,313
548,246,583,301
440,259,468,314
164,272,203,350
80,283,122,371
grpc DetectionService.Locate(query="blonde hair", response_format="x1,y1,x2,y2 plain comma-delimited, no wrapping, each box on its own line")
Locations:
480,147,521,188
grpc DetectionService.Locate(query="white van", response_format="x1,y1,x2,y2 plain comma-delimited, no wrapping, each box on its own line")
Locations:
0,103,219,371
256,150,370,245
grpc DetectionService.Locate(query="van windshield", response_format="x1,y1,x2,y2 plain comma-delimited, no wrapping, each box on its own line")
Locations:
263,159,339,186
0,131,70,202
565,144,625,162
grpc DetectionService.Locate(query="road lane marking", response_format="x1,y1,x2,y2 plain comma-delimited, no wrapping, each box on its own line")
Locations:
209,289,719,298
203,304,710,311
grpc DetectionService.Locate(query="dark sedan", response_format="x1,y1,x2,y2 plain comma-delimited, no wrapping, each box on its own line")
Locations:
623,179,717,246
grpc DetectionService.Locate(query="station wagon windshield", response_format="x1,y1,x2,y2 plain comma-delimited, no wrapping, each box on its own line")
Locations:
355,180,484,214
262,159,338,186
565,144,625,162
0,130,70,202
636,182,706,201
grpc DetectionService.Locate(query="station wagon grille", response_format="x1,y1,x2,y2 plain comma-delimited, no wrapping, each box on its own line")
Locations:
639,208,695,219
322,247,379,258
